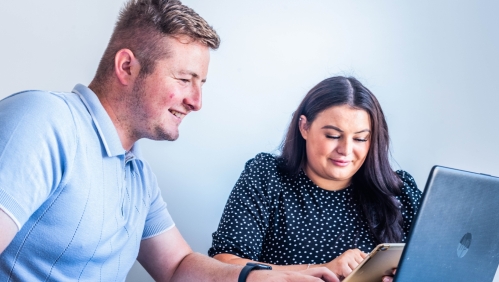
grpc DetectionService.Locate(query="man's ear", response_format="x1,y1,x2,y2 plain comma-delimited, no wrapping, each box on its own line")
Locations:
114,49,141,86
298,115,309,140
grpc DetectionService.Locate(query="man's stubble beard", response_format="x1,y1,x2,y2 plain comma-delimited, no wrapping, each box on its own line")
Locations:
130,75,179,142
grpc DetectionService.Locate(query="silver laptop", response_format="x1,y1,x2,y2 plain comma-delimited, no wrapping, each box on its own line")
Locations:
394,165,499,281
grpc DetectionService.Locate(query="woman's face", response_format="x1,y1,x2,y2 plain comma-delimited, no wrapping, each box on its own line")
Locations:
299,104,371,191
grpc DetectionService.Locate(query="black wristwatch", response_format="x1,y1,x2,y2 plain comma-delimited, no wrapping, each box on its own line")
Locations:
238,262,272,282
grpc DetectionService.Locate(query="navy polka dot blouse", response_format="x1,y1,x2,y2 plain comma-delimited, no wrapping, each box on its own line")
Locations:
208,153,422,265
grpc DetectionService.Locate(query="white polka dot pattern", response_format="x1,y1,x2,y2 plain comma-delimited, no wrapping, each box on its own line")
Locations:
208,153,421,265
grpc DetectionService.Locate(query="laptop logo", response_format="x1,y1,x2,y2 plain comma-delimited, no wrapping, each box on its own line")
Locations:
457,233,472,258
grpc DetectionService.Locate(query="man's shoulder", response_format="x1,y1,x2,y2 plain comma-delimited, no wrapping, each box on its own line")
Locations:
0,89,86,146
3,89,71,100
1,89,82,116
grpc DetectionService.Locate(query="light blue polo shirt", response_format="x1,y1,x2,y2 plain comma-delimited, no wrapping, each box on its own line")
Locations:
0,84,174,281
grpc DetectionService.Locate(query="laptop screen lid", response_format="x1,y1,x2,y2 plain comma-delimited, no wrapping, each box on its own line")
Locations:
394,165,499,281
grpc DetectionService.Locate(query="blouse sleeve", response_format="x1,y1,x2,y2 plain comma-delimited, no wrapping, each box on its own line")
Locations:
208,153,278,260
395,170,423,241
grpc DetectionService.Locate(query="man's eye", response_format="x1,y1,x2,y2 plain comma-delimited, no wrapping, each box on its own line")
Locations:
179,79,190,83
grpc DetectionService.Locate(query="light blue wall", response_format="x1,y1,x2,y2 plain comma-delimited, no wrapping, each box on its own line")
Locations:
1,1,498,281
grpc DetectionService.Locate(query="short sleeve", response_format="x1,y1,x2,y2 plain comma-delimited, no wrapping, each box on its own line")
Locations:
395,170,422,240
208,153,277,260
0,91,77,228
139,161,175,239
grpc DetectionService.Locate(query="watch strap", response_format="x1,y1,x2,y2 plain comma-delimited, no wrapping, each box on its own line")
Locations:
238,262,272,282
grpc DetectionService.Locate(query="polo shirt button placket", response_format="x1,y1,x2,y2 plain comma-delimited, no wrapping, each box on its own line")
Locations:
121,151,135,218
120,155,127,217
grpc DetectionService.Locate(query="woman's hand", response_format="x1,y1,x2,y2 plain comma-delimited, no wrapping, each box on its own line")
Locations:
381,268,396,282
318,249,367,279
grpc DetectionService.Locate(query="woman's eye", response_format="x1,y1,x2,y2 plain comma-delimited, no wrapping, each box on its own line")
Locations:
355,138,368,142
326,135,340,139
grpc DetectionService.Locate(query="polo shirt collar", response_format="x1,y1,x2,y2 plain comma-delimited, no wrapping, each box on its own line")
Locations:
72,84,128,158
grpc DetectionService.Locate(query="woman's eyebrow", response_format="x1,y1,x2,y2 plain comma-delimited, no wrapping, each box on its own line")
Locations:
321,125,370,134
322,125,342,132
354,129,371,134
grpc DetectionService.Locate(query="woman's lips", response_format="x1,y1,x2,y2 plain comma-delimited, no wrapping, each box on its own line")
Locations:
330,159,351,167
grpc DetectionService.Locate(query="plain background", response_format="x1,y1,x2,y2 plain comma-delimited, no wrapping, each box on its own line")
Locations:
1,1,498,281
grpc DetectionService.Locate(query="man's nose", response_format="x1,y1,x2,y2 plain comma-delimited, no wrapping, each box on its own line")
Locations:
184,84,202,111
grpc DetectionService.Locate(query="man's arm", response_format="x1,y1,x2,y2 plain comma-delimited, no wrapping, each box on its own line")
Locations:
137,226,195,281
137,226,339,282
137,227,245,281
214,248,367,278
0,208,18,254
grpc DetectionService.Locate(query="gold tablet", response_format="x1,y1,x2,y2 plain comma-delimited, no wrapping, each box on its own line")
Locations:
342,243,405,282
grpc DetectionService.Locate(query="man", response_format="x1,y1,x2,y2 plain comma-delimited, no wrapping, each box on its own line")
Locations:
0,0,338,281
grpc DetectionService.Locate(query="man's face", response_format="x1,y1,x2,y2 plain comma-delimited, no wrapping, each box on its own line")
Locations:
128,35,210,141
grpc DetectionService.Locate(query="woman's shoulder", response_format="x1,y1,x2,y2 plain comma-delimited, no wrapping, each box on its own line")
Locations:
394,170,422,203
234,153,286,202
243,152,280,172
395,170,417,189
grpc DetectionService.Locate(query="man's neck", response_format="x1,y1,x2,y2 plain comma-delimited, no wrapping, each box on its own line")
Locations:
88,81,136,151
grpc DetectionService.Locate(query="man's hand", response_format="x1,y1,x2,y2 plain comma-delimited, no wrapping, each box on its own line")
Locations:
248,267,340,282
0,208,18,255
321,248,367,278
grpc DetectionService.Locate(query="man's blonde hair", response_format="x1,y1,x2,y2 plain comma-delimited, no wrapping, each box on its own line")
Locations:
93,0,220,83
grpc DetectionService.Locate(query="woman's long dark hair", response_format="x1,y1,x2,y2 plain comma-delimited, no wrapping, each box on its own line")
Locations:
278,76,403,243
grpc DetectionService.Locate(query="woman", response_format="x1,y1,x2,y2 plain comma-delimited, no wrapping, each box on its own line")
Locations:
208,76,421,279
